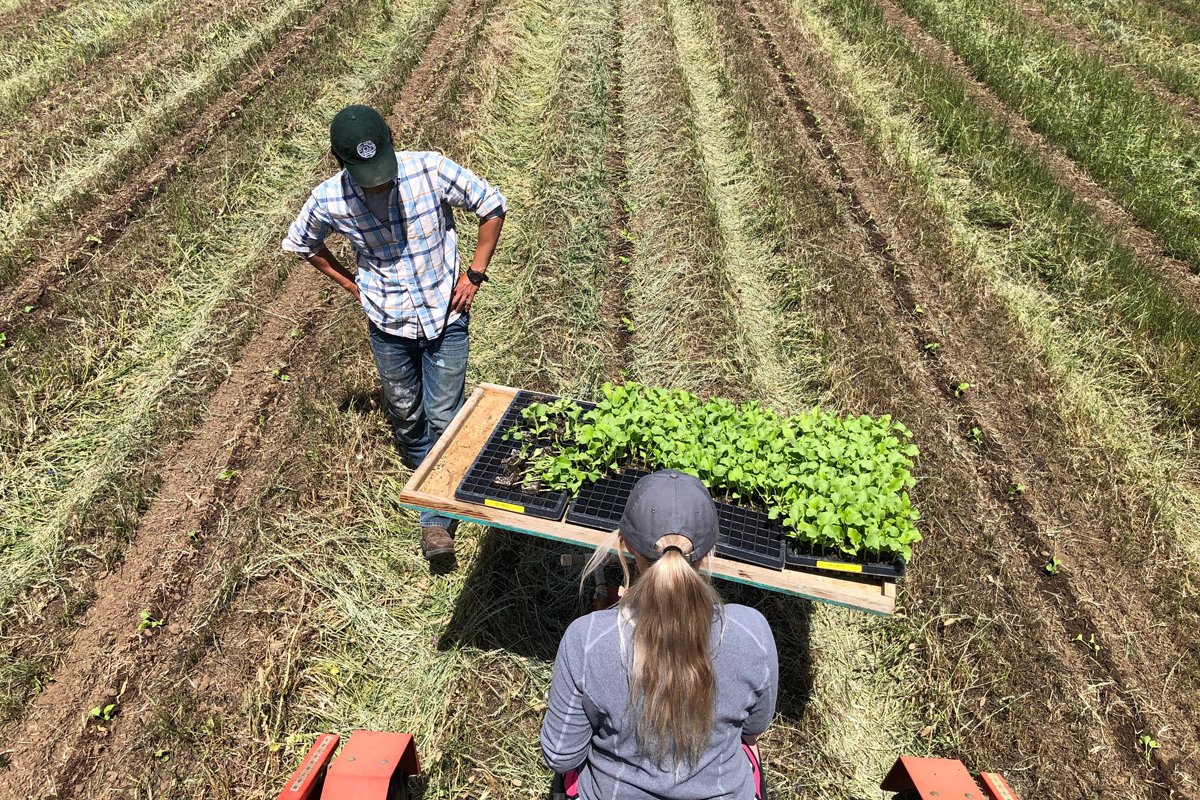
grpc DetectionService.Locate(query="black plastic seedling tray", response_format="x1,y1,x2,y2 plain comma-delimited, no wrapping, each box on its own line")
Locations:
455,390,593,521
567,471,908,578
565,469,649,531
784,544,906,579
566,471,787,571
714,503,787,571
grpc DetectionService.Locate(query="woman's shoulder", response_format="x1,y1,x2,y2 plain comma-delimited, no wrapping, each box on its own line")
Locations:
720,604,775,650
563,608,623,648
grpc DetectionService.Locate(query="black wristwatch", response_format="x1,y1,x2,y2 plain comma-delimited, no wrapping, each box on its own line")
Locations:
466,268,489,286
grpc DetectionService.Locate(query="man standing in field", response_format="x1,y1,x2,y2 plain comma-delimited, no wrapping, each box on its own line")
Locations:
282,104,506,564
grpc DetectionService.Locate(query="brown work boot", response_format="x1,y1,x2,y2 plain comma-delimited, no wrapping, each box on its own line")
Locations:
420,526,455,560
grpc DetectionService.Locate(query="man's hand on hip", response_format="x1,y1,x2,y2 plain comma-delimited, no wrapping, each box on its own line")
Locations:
450,273,479,312
306,247,361,302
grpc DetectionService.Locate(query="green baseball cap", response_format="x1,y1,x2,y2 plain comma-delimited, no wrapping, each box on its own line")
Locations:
330,104,398,188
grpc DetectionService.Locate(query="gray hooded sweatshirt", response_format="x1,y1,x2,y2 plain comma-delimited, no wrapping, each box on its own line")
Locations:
540,604,779,799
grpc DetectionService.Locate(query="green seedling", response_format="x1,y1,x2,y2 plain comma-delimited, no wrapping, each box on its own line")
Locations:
511,382,922,561
953,382,971,398
922,341,939,353
621,317,635,333
1044,556,1062,575
1072,632,1100,655
288,328,302,339
89,703,117,722
0,333,7,347
138,609,164,631
218,469,238,481
86,234,103,245
187,529,203,544
912,303,924,315
154,748,171,762
1007,483,1026,499
1138,734,1160,762
22,305,33,313
969,427,983,444
272,369,290,383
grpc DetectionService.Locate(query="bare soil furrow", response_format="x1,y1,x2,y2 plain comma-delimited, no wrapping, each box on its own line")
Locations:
871,0,1200,314
0,0,183,122
0,0,263,191
0,0,496,792
0,283,315,797
0,0,75,34
0,0,355,325
601,0,633,378
732,0,1199,793
1153,0,1200,21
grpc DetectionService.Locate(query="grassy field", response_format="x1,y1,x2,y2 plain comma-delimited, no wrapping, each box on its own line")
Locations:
0,0,1197,796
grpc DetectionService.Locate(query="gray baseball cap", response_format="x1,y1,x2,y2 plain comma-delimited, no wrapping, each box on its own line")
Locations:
620,470,720,563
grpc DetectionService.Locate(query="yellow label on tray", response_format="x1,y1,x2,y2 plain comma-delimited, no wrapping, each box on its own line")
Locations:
815,560,863,573
485,498,525,514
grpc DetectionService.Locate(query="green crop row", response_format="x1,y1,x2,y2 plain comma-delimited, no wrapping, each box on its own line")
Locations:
1038,0,1200,105
511,382,922,560
895,0,1200,267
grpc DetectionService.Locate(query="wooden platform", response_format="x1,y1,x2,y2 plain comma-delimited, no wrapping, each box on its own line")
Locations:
399,383,896,615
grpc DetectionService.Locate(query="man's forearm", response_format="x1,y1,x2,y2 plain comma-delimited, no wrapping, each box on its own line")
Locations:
469,214,505,274
306,247,359,298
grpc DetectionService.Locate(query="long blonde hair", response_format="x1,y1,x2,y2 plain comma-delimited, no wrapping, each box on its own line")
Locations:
581,532,723,766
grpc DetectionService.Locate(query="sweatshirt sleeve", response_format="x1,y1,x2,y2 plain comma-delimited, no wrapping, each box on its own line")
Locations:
741,611,779,737
540,620,593,773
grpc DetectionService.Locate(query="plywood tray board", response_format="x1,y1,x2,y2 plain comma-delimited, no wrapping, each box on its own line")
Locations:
399,384,895,616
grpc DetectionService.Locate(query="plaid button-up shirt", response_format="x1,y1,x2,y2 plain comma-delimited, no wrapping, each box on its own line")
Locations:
282,151,507,339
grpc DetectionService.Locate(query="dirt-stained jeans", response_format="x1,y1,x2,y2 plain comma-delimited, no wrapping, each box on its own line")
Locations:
368,314,469,529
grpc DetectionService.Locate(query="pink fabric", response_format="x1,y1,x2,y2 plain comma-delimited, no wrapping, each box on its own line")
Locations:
564,769,580,798
742,744,762,799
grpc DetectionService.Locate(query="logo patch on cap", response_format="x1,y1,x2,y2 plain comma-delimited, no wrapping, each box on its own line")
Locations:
356,140,377,159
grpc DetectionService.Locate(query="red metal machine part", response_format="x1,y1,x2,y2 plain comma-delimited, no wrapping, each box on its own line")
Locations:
276,731,421,800
881,756,1020,800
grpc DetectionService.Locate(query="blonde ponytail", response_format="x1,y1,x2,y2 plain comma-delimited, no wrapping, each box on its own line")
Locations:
620,535,722,766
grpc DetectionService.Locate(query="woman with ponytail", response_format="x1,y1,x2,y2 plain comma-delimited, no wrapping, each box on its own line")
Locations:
541,470,778,799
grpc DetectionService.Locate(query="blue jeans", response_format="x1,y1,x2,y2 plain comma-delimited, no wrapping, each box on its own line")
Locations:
369,315,469,529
